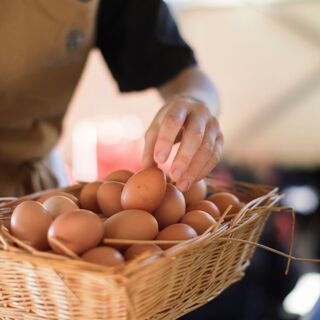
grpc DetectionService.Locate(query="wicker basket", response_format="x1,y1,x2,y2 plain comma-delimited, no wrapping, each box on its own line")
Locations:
0,178,281,320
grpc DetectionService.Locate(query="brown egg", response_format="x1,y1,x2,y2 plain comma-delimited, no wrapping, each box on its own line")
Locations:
105,169,134,183
38,192,79,205
124,244,162,261
11,201,53,250
183,180,207,205
82,246,124,267
156,223,197,249
181,210,216,235
97,182,124,217
207,192,242,215
48,209,104,255
153,184,186,229
104,210,159,250
79,181,103,213
43,195,79,219
187,200,220,220
121,167,166,211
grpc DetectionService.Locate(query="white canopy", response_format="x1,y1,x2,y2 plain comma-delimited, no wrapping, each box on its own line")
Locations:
177,0,320,168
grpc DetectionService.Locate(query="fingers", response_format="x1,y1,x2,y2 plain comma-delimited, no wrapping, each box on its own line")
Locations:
142,107,168,168
169,113,207,184
142,126,158,168
196,133,224,180
174,120,221,191
152,103,188,165
142,96,224,185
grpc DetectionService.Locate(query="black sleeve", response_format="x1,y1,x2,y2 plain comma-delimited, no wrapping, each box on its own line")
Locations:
96,0,197,92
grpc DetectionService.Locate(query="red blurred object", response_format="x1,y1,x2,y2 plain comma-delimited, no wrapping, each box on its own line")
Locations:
97,139,143,179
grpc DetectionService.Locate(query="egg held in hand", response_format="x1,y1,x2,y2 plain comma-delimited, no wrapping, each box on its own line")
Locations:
121,167,166,212
11,201,53,250
48,209,104,255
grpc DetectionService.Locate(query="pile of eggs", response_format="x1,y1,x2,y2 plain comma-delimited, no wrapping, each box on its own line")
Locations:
8,168,243,267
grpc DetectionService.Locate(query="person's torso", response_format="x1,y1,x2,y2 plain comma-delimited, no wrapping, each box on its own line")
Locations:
0,0,100,164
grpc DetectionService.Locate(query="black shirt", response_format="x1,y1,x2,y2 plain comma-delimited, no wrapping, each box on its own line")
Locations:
96,0,197,92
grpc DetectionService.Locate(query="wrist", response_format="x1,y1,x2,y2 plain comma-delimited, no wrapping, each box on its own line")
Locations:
172,94,219,117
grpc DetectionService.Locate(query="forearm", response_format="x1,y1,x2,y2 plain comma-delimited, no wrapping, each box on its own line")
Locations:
158,66,220,117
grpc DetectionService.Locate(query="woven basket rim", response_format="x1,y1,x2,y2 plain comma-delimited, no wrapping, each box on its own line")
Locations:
0,178,280,277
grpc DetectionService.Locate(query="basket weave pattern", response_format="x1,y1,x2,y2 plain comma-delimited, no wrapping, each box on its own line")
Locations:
0,179,280,320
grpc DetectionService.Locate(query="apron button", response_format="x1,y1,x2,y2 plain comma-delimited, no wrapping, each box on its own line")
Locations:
65,30,84,52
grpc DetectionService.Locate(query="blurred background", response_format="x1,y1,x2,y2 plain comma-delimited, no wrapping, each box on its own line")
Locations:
58,0,320,319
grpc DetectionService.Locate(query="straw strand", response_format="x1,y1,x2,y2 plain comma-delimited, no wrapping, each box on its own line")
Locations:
217,237,320,264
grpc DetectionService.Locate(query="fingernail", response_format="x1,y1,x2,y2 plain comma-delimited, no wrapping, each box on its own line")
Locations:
156,152,166,163
179,179,189,192
172,169,182,181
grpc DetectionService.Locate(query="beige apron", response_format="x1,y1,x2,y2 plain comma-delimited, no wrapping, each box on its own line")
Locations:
0,0,100,196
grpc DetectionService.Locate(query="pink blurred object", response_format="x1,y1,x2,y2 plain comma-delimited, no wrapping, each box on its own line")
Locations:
97,139,143,179
96,115,144,178
71,115,145,181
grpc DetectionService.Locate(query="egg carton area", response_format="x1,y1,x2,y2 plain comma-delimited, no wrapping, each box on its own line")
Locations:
0,175,281,320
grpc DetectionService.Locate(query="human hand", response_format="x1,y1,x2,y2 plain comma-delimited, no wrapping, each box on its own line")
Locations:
142,95,223,192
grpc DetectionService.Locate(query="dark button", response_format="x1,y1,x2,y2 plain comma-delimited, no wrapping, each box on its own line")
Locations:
65,30,84,52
